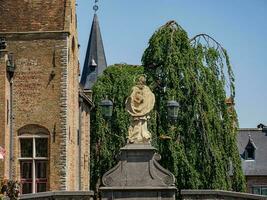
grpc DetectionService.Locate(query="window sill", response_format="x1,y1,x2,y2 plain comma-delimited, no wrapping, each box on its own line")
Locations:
18,157,48,160
244,159,255,162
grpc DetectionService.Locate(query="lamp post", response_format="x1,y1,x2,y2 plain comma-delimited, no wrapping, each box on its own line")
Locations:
167,100,179,121
99,98,113,119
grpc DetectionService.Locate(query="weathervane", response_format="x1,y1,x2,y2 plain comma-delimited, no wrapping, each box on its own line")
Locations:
93,0,99,13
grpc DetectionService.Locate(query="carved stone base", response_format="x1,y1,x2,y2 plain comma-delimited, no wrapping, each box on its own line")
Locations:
100,144,177,200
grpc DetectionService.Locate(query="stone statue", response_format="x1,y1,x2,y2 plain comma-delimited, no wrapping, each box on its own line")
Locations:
126,75,155,143
101,76,176,200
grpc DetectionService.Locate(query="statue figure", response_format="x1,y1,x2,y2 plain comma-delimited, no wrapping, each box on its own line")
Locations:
126,75,155,143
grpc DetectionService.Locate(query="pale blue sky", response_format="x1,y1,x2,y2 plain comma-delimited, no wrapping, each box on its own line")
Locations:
77,0,267,128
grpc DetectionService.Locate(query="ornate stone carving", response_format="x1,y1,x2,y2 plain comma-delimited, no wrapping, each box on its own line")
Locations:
102,144,175,187
126,76,155,144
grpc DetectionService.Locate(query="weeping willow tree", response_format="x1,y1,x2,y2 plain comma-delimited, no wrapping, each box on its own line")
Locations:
90,21,245,194
142,21,245,191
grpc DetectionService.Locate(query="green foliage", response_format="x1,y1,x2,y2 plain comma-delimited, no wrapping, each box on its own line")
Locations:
142,21,245,191
90,21,246,193
90,64,144,191
0,179,19,200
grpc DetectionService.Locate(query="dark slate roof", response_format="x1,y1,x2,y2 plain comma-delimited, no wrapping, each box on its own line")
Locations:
237,128,267,176
80,14,107,90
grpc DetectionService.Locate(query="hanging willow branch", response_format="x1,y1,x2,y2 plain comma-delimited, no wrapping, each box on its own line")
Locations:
190,33,235,97
190,34,225,51
142,20,245,191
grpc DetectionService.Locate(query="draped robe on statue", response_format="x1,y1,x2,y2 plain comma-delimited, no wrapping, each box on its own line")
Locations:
126,80,155,143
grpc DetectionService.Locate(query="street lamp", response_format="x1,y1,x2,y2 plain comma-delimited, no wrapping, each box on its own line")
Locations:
167,100,179,121
100,98,113,119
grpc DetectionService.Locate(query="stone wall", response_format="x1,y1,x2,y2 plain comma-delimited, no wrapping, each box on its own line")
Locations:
19,191,94,200
17,190,267,200
180,190,267,200
246,176,267,194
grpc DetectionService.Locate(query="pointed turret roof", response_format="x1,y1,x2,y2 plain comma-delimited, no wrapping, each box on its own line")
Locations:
80,14,107,90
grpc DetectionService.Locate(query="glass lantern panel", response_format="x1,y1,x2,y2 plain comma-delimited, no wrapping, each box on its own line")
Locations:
102,105,112,118
168,106,178,119
173,107,179,117
167,107,172,118
107,106,113,117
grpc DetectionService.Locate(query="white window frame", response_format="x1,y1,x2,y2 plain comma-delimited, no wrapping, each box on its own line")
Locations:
252,185,267,196
18,134,49,194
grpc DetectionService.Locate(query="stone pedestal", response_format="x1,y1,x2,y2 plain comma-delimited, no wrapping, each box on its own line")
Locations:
100,144,177,200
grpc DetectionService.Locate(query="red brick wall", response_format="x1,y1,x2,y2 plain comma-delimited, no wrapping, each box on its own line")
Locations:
0,33,69,191
0,0,66,32
0,0,91,192
246,176,267,193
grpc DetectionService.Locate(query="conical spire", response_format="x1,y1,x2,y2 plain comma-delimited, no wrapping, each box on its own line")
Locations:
80,14,107,90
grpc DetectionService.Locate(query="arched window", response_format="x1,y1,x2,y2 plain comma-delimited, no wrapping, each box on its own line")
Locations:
18,124,49,194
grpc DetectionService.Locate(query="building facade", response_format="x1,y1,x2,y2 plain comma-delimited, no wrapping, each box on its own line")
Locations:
237,125,267,196
0,0,92,194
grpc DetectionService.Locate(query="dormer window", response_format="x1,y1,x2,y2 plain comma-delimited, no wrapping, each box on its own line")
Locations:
243,135,256,160
245,143,255,160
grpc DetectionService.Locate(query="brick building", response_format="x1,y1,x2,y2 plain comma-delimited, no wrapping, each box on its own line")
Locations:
0,0,107,195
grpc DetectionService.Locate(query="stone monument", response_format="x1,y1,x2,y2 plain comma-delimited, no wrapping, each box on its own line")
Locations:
100,76,177,200
126,75,155,144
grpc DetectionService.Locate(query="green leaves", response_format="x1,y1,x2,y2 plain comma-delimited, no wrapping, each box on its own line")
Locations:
142,21,245,191
90,64,144,191
90,21,245,193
